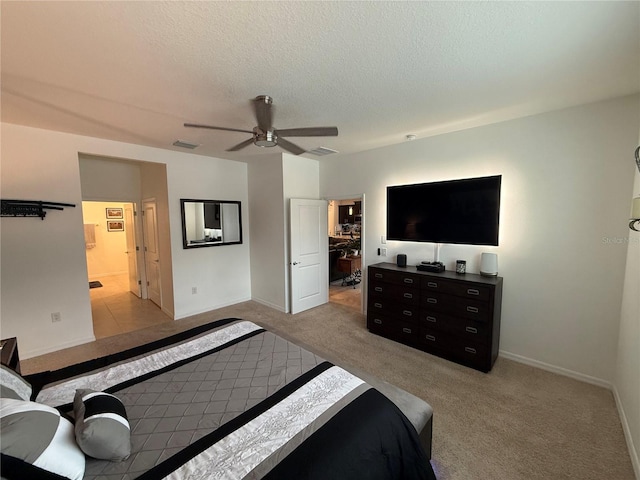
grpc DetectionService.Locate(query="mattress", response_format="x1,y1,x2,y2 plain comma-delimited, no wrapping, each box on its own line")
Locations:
16,318,436,480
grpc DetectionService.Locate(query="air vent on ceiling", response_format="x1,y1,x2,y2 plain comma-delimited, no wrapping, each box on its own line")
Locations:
307,146,339,156
173,140,199,149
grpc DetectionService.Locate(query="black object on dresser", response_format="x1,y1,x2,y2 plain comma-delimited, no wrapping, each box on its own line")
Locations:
0,337,21,374
367,262,503,373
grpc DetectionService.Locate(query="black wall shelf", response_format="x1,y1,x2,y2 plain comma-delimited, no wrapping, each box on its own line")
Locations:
1,199,76,220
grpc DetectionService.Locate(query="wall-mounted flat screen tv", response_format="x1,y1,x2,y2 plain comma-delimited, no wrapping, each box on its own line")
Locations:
386,175,502,246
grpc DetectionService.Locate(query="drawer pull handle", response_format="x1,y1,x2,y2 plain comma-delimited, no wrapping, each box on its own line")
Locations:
467,289,480,296
426,316,437,323
402,327,412,334
403,278,414,284
375,287,383,292
465,326,478,334
374,302,383,308
403,293,413,299
427,282,438,288
425,334,436,341
374,273,383,278
402,310,413,317
373,318,382,325
427,298,437,304
466,306,479,313
464,347,477,354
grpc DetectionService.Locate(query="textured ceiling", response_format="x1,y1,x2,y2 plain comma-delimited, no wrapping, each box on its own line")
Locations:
2,1,639,161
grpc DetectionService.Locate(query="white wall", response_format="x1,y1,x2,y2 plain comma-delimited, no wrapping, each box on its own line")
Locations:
320,94,640,384
614,148,640,476
282,154,320,312
79,154,142,202
248,155,287,311
1,123,251,357
165,154,250,318
247,154,320,313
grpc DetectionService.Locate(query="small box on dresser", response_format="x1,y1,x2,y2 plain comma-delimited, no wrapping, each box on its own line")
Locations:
367,262,503,372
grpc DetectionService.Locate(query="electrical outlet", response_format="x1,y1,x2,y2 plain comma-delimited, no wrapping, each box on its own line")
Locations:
381,248,387,256
51,312,62,323
192,287,198,295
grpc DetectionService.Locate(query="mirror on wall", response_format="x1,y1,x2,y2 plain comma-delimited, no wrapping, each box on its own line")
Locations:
180,199,243,249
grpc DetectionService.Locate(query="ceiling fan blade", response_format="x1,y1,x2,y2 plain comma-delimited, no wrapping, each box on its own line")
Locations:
253,95,273,132
277,138,306,155
184,123,253,134
276,126,338,137
226,137,255,152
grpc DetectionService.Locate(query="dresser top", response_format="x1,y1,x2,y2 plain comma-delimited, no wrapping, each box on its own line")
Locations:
369,262,503,286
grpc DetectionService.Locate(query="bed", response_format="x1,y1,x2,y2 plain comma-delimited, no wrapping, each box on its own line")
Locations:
1,318,436,480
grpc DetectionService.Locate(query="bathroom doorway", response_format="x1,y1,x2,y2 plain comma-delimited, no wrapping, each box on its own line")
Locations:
82,200,170,338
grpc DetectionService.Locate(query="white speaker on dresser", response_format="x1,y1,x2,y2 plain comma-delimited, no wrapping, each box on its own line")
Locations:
480,253,498,276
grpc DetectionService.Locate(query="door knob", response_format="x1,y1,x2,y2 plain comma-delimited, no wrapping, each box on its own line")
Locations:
292,261,300,265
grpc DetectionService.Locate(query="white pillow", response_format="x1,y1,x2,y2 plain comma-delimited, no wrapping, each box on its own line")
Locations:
0,398,85,480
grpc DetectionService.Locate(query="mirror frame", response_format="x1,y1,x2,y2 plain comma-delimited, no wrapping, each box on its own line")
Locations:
180,198,243,249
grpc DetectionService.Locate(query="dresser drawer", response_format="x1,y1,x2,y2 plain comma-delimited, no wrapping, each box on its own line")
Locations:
369,268,418,287
419,327,489,361
420,311,489,343
422,278,491,301
421,292,490,322
368,299,419,322
368,314,419,342
369,282,419,305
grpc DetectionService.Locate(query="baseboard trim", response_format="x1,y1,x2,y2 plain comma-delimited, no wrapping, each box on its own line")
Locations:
21,334,97,360
88,272,128,279
612,385,640,478
251,297,286,312
174,296,253,320
498,350,612,389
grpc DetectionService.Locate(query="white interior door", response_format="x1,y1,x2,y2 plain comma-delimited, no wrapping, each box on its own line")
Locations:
124,203,141,297
290,198,328,314
143,199,162,307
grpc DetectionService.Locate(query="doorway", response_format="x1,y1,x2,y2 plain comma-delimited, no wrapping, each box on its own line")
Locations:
82,200,170,339
327,196,363,311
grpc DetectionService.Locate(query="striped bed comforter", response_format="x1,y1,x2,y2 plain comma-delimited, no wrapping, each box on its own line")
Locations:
27,318,436,480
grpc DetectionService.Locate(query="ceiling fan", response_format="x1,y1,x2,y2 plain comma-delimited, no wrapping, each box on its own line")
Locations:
184,95,338,155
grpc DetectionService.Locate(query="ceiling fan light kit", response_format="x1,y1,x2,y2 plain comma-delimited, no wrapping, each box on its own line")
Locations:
185,95,338,155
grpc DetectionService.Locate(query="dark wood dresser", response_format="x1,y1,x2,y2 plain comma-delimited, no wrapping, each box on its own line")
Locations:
367,262,503,372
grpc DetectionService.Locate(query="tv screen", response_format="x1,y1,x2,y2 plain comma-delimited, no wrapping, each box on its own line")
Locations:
386,175,501,246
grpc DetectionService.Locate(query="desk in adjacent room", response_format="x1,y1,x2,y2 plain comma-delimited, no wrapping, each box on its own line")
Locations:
337,255,362,287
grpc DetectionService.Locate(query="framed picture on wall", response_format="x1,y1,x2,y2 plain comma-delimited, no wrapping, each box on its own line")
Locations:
106,207,123,219
107,220,124,232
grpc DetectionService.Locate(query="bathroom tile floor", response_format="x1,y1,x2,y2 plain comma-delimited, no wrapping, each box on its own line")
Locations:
89,274,172,339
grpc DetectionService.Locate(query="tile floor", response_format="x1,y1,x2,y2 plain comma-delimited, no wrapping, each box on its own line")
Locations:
89,274,361,341
329,277,362,311
89,274,172,339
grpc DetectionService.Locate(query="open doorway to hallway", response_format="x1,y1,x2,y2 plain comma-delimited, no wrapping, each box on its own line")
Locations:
328,197,363,311
82,201,171,339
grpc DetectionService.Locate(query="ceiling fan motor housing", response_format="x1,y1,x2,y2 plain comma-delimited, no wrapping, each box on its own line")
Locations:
253,127,278,147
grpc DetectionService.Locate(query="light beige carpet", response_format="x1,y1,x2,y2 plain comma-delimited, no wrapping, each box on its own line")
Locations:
22,300,636,480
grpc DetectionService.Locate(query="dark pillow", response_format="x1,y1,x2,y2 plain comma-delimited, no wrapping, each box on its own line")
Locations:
0,398,85,480
0,365,31,401
73,389,131,461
